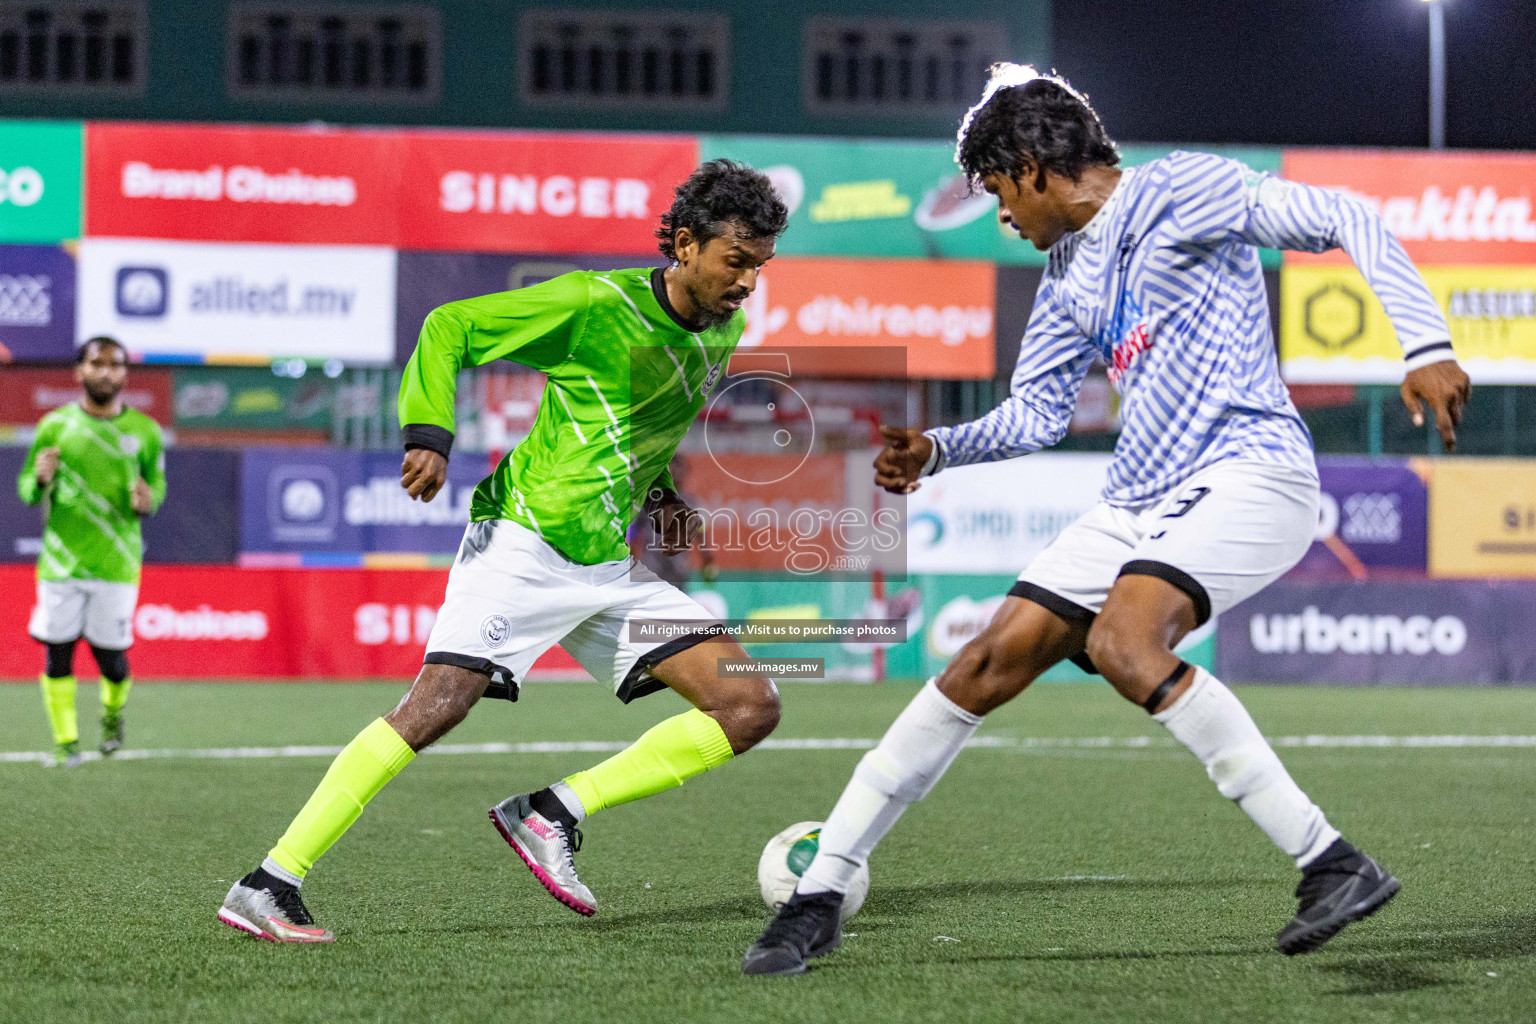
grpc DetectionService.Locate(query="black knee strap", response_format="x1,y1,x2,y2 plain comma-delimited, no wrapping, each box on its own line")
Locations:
1143,661,1191,714
45,641,75,678
90,645,130,683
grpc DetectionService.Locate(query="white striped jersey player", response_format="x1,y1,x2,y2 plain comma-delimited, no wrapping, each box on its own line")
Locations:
923,151,1460,624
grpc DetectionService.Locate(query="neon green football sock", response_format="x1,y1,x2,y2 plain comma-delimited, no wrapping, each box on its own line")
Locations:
100,675,132,715
268,718,416,880
563,708,734,817
39,674,78,747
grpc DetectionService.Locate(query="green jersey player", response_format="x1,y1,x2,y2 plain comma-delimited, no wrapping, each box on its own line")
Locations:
18,336,166,766
220,160,789,942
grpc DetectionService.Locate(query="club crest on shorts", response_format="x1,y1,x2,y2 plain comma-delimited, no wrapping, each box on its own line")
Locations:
479,614,511,649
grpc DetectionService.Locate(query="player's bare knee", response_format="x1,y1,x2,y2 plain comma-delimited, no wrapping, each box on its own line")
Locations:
939,637,1025,715
1085,616,1160,696
386,665,485,751
713,677,780,752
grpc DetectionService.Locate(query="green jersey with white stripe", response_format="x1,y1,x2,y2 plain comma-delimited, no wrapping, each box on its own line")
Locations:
17,404,166,584
399,267,740,565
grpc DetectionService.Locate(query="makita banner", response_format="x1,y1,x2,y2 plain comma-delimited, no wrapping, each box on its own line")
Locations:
240,448,487,554
1291,458,1428,577
1282,149,1536,266
1218,578,1536,684
0,564,582,680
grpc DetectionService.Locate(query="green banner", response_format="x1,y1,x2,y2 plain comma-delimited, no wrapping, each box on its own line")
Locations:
700,136,1282,269
917,573,1215,681
0,121,82,243
172,366,339,430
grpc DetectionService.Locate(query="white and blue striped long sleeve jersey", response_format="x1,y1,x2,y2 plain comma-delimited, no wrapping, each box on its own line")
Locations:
925,151,1457,507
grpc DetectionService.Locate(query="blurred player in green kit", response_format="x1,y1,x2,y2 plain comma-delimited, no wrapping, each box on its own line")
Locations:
17,336,166,766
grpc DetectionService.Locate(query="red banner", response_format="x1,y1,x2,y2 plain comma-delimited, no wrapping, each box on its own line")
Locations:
0,366,173,425
1282,149,1536,265
0,565,582,680
739,257,996,378
396,129,698,253
84,123,404,245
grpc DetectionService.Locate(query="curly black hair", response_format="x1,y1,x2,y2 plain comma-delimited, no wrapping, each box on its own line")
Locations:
656,159,789,262
957,76,1119,188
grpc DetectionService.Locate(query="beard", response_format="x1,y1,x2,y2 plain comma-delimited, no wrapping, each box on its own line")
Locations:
83,380,122,406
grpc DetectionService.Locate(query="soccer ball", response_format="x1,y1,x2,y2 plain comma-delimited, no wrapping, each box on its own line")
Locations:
757,820,868,922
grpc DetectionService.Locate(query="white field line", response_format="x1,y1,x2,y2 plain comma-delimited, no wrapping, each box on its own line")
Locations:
6,733,1536,765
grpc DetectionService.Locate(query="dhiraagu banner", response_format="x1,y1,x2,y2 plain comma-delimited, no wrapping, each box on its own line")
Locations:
699,136,1281,268
0,120,82,243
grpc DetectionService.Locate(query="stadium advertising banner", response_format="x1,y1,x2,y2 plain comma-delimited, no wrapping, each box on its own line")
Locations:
918,573,1217,681
0,120,81,243
740,257,995,378
1218,578,1536,684
699,136,1281,268
0,563,583,680
1279,149,1536,383
0,366,173,425
0,244,76,362
0,447,239,566
1282,149,1536,267
84,122,401,245
905,453,1111,574
77,238,397,363
395,130,698,254
1427,459,1536,578
1281,264,1536,383
1291,458,1428,577
239,447,486,555
396,251,662,363
173,365,339,430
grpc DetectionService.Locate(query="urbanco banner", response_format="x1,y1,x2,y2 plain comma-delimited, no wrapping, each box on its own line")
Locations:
77,238,396,363
1218,578,1536,684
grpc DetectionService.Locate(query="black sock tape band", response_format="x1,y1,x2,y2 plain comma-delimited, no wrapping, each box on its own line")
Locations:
1143,660,1191,714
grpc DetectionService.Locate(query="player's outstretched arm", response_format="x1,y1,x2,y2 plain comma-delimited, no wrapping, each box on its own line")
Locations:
397,274,589,502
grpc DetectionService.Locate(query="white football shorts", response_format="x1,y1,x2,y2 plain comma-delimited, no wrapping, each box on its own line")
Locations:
423,518,725,703
28,579,139,650
1013,459,1319,632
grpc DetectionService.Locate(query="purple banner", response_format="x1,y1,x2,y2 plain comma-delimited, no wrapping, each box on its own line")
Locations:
1290,457,1427,577
1,447,239,565
395,251,663,365
240,447,490,554
0,244,76,363
1219,578,1536,685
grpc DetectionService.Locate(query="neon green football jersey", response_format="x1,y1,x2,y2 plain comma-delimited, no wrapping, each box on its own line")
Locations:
17,403,167,584
399,267,740,565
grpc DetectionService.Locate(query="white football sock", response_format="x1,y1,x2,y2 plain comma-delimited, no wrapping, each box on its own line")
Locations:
798,679,982,895
549,780,588,823
1155,667,1340,867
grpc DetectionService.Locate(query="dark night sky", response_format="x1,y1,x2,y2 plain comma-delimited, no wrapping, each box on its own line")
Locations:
1053,0,1536,149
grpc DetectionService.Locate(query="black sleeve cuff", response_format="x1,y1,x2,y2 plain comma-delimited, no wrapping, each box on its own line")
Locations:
402,423,454,459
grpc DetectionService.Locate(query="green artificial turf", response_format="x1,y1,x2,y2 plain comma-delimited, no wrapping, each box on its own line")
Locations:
1,680,1533,1023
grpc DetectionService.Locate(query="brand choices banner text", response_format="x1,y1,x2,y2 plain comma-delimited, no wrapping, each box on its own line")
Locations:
84,123,698,254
